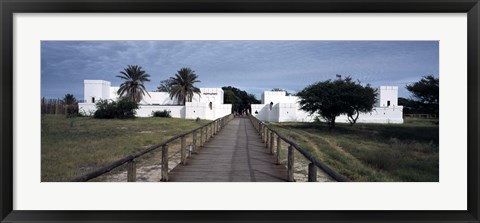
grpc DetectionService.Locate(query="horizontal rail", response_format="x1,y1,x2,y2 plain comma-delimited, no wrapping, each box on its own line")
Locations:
71,114,234,182
248,114,349,182
72,155,134,182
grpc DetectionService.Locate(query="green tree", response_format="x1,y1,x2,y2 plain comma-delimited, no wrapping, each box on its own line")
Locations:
222,86,260,114
342,79,378,125
62,94,77,105
116,65,151,103
94,97,139,119
405,75,439,115
271,88,292,96
169,67,201,105
398,97,422,114
297,77,376,128
62,94,78,117
156,79,174,92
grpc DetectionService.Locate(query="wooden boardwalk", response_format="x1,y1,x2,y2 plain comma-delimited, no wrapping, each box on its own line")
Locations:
168,117,288,182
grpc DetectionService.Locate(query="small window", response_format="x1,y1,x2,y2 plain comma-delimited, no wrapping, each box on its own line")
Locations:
91,97,95,103
269,102,273,110
209,102,213,110
255,110,258,114
387,100,391,106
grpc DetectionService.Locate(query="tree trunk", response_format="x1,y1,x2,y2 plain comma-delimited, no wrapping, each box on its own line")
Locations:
329,116,336,129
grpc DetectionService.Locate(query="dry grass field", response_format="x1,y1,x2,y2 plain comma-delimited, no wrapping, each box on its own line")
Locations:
41,115,209,182
269,118,439,182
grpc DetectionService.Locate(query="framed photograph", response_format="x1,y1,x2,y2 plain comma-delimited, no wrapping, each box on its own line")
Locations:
1,0,479,222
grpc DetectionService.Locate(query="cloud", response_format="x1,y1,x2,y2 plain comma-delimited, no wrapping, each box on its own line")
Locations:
41,40,438,100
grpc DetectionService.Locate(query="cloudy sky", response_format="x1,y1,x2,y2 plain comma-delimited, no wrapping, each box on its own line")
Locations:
41,41,438,100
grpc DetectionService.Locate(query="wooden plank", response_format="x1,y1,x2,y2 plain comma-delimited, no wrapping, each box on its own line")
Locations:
308,162,317,182
193,130,197,152
160,145,168,182
288,145,294,182
181,136,187,165
168,118,288,182
200,127,204,147
127,159,136,182
270,132,275,154
276,136,281,164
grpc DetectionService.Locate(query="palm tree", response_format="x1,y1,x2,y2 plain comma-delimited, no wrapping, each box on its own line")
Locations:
169,67,201,105
116,65,151,103
62,94,78,117
62,94,77,105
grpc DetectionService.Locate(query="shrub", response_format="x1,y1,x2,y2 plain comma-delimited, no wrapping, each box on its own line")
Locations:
94,97,139,119
64,104,79,118
152,110,171,118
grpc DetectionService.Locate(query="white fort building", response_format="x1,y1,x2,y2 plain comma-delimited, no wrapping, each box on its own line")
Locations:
251,86,403,124
79,80,403,123
78,80,232,120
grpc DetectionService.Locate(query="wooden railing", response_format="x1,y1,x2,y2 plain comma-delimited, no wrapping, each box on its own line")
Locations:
71,114,234,182
404,114,438,119
248,114,349,182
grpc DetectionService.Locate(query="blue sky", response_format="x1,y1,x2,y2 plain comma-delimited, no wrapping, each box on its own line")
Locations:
41,41,439,100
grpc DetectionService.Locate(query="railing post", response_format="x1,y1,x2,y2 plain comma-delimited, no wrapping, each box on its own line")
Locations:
200,127,204,147
161,144,169,182
127,159,136,182
262,126,265,142
276,136,281,164
270,132,275,154
193,130,197,152
260,123,264,138
308,162,317,182
181,136,187,165
266,129,270,148
205,125,210,140
287,145,295,182
205,126,208,142
213,121,216,136
210,123,213,138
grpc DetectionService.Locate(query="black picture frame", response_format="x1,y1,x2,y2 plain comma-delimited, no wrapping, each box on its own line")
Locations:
1,0,479,222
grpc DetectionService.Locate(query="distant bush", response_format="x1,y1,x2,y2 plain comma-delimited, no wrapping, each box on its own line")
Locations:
65,104,79,118
94,97,139,119
195,117,201,122
152,110,172,118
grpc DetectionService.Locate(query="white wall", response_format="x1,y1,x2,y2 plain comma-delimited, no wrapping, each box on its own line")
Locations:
335,106,404,124
109,87,119,101
194,88,224,105
81,80,231,120
78,103,97,116
84,80,111,103
216,104,233,119
251,102,404,124
252,87,403,124
251,104,268,121
278,103,315,122
137,105,186,118
140,92,177,105
185,102,207,120
262,91,298,104
377,86,399,107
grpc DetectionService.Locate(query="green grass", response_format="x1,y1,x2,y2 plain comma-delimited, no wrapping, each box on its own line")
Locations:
41,115,209,182
269,118,439,182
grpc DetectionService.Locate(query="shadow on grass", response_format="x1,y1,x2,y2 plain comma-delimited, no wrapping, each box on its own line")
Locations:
276,119,439,146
